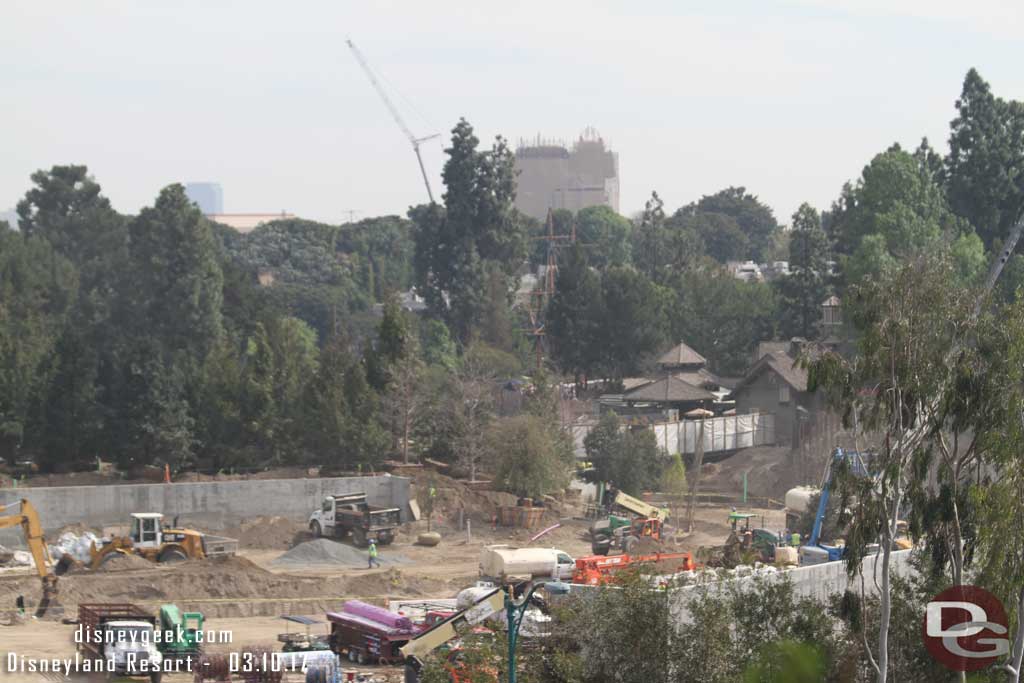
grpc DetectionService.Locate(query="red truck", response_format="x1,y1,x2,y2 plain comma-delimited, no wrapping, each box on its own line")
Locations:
327,600,422,665
77,604,164,683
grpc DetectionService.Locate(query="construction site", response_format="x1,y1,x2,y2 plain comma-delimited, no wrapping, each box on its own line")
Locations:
0,448,875,682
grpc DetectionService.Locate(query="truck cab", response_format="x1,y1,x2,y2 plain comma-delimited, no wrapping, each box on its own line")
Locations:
101,620,163,680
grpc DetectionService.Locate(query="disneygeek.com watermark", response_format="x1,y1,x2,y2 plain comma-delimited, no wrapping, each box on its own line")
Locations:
3,626,336,676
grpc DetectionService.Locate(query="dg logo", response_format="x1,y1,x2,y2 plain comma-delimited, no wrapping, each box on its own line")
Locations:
923,585,1009,672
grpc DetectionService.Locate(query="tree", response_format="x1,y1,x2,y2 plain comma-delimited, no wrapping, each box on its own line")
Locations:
16,165,127,285
0,227,77,463
371,299,426,464
336,214,416,301
450,345,497,481
944,68,1024,250
411,118,527,342
127,184,224,364
680,187,780,262
584,412,664,496
37,327,103,470
304,333,387,471
661,453,688,531
775,203,829,339
829,144,970,288
485,414,573,498
547,244,603,384
576,205,633,269
598,267,668,381
690,212,750,264
115,338,196,469
667,268,779,375
807,254,978,682
635,191,705,284
419,319,457,369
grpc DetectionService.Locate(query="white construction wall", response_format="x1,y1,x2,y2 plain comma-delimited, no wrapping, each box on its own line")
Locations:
571,412,776,458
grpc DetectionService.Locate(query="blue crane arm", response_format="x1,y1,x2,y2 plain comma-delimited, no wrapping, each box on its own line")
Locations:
809,447,848,547
808,474,832,546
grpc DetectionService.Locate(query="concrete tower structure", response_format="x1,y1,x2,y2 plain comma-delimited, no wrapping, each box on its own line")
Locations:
513,127,619,221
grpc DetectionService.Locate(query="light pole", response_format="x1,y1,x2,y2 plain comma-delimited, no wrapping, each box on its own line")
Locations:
504,581,569,683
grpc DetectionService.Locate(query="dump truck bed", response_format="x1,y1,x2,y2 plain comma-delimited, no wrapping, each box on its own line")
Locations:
200,534,238,556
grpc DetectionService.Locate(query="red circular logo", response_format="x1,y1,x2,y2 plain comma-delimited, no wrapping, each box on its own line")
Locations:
922,585,1009,672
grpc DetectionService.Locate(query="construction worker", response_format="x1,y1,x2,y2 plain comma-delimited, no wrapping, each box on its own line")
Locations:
790,531,801,547
367,539,380,569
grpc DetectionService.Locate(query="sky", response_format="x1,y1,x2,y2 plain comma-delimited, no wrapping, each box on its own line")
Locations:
2,1,1022,227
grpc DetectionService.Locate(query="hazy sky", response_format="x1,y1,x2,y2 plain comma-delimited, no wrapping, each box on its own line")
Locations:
2,1,1022,226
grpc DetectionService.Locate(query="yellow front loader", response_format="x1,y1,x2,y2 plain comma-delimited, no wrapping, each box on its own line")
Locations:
89,513,237,569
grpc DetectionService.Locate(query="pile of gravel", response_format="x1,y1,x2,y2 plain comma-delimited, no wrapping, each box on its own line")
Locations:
271,539,410,567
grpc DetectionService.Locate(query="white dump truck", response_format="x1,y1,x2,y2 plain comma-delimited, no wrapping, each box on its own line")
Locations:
478,545,574,584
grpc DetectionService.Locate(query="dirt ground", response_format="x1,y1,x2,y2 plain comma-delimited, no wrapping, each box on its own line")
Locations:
0,501,779,683
1,460,790,681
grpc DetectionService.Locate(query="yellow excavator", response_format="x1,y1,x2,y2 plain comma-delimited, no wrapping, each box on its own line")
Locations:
0,498,66,617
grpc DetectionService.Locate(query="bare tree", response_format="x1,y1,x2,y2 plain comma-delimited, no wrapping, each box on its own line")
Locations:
450,348,496,482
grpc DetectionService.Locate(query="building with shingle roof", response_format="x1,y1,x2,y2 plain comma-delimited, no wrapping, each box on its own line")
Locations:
730,350,823,446
657,341,707,369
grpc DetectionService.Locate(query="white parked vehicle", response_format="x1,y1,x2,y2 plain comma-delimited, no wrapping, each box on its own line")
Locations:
478,545,575,583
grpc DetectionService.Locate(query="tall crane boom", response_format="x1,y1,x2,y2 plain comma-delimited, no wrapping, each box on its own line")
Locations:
346,39,439,203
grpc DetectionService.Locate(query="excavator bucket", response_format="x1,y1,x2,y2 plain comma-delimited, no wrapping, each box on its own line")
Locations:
34,576,63,619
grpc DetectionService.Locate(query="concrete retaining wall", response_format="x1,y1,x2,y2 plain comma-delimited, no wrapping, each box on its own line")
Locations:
670,550,915,622
0,475,411,548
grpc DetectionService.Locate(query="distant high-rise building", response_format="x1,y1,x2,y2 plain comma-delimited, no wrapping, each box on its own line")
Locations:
0,207,18,230
185,182,224,214
514,127,619,221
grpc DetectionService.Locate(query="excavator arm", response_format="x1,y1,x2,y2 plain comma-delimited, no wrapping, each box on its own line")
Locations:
0,498,61,617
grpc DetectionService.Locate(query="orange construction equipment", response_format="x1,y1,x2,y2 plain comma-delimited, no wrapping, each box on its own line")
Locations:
572,551,697,586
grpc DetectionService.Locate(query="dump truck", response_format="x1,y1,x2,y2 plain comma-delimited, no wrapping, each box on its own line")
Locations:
77,603,164,682
478,546,575,584
158,604,204,661
90,513,237,569
308,492,401,547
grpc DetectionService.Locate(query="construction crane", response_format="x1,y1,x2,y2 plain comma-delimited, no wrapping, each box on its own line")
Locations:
0,498,66,617
346,39,440,204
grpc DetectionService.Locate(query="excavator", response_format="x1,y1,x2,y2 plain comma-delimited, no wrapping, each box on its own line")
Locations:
0,498,67,617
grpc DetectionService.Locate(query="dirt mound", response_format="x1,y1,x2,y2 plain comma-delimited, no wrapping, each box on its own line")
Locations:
699,446,794,501
94,553,154,572
271,539,409,567
223,516,308,550
411,470,568,529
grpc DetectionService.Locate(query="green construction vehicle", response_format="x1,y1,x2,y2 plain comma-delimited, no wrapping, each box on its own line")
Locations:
158,604,204,660
588,514,632,540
